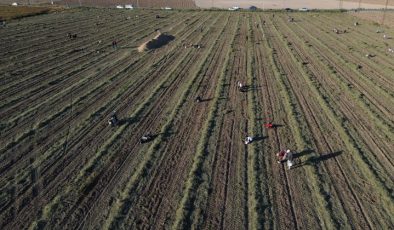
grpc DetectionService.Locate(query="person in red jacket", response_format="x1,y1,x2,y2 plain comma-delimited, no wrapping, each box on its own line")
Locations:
264,122,273,129
277,149,291,163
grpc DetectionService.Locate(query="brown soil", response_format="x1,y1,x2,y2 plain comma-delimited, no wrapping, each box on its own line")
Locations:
0,9,392,230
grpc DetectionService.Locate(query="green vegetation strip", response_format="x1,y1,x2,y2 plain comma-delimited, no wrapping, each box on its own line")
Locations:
172,13,239,230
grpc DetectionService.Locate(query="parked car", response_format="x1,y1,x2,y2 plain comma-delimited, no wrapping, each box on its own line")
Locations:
125,4,133,9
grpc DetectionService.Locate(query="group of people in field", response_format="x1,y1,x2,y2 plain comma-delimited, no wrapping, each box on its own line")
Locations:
108,111,153,144
107,78,296,169
244,138,295,170
236,80,295,169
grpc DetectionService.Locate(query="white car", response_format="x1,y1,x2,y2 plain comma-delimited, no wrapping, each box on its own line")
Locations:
299,7,309,12
125,4,133,9
116,5,124,9
164,7,172,10
229,6,240,11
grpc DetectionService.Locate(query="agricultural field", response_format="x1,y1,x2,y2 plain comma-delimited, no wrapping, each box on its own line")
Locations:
56,0,196,8
0,8,393,230
0,5,57,21
351,11,394,27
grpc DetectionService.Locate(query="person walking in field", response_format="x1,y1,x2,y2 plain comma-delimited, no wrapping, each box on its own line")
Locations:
245,136,253,145
277,149,290,163
286,150,294,169
112,40,118,49
196,96,202,103
108,112,119,127
140,133,153,143
277,149,294,169
237,81,246,92
263,122,274,129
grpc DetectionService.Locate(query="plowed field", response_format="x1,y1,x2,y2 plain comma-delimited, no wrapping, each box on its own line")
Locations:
0,9,393,229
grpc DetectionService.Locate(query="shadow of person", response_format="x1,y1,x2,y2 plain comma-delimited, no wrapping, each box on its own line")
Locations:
118,117,138,126
252,136,266,142
293,148,314,159
306,151,343,165
290,150,342,169
246,85,262,92
199,98,213,102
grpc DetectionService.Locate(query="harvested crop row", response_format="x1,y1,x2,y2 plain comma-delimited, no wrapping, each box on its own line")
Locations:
301,13,394,90
103,13,235,229
1,12,211,229
27,11,220,230
274,16,394,171
0,11,198,151
268,14,393,229
0,11,173,109
0,10,392,229
259,14,337,229
61,13,228,230
290,14,394,106
198,14,248,230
